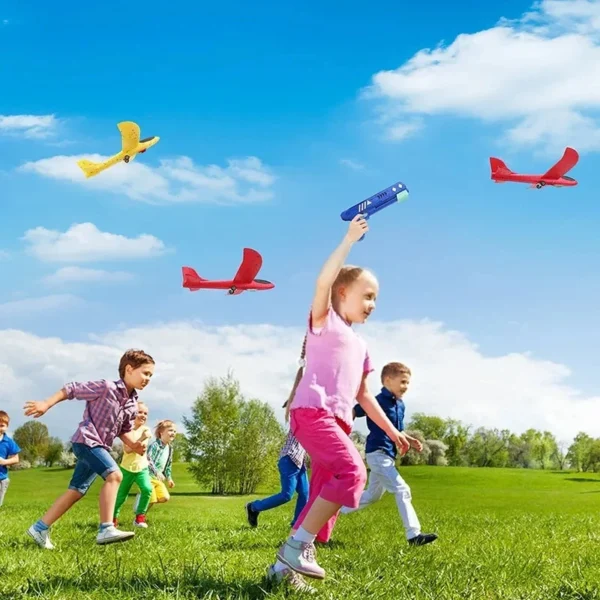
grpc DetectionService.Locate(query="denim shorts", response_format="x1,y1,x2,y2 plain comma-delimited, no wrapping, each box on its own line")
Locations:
69,443,119,495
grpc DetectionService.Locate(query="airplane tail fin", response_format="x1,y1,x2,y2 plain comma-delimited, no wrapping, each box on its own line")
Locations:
182,266,204,289
77,159,103,179
490,157,513,176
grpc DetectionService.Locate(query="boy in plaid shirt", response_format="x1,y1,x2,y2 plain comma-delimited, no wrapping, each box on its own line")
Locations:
24,349,155,549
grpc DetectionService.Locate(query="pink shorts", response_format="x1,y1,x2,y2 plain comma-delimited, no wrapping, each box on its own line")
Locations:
291,407,367,536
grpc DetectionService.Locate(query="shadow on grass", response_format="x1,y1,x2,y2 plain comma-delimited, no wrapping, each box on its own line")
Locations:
23,569,274,600
565,477,600,484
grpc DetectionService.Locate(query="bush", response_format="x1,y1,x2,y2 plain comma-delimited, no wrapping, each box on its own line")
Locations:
59,450,77,469
11,459,31,470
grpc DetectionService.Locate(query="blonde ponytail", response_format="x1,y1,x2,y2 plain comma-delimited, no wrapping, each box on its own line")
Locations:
282,333,307,423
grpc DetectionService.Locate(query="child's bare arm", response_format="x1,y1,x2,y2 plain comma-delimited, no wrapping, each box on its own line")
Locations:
356,376,410,455
0,454,19,466
120,432,146,455
23,388,68,418
311,216,368,327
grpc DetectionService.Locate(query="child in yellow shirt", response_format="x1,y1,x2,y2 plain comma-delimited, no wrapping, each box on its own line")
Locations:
113,401,153,528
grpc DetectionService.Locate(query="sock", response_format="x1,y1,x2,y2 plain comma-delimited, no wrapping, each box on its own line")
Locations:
273,560,287,573
33,519,49,533
292,526,316,544
98,522,113,532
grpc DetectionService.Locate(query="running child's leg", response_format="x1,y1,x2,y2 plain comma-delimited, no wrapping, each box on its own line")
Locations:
135,469,153,515
0,479,10,507
276,409,367,579
340,452,386,514
247,456,300,528
113,467,136,520
291,464,309,528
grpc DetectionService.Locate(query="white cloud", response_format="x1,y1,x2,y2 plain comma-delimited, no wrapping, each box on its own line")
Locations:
0,250,9,260
340,159,366,171
0,294,81,318
22,222,168,263
19,154,276,205
0,318,597,444
365,0,600,151
43,267,133,285
0,114,57,139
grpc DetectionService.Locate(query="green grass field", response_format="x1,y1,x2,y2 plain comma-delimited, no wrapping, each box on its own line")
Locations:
1,464,599,599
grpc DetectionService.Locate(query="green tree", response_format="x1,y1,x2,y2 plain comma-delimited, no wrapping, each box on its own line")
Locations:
464,427,510,467
184,371,284,495
228,399,285,494
407,414,447,440
567,432,594,471
44,437,64,467
443,419,470,466
171,433,189,462
552,441,569,470
13,421,50,465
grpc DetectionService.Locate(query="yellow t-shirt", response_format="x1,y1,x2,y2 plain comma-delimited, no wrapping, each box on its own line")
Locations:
120,425,152,473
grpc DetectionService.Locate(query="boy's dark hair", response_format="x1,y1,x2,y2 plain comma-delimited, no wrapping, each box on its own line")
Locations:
0,410,9,425
381,362,411,383
118,349,155,379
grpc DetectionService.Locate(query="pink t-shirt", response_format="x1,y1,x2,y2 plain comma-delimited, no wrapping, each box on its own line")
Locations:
291,305,374,428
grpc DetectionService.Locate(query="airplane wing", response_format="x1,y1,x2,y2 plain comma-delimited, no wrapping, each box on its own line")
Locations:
233,248,262,284
117,121,141,153
541,147,579,179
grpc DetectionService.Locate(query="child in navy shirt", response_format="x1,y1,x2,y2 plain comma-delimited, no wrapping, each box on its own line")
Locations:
0,410,21,507
341,362,437,546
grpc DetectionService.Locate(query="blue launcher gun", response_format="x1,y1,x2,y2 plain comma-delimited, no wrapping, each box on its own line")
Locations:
340,181,409,240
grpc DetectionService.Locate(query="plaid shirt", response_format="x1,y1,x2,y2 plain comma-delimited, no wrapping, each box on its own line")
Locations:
147,438,173,480
279,430,306,468
65,379,138,451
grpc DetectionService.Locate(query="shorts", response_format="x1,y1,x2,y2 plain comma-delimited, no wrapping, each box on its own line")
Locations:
149,477,170,503
69,442,119,495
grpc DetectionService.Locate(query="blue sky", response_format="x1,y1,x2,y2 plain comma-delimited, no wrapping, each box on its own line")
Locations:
1,0,599,440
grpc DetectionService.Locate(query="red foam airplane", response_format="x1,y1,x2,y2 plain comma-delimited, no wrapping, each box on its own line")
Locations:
490,147,579,189
182,248,274,295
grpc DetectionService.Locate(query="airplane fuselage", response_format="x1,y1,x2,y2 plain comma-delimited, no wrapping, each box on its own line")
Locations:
186,279,274,293
492,173,577,187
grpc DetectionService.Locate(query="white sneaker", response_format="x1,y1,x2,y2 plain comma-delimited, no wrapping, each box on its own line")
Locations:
96,525,135,545
27,525,55,550
267,564,317,593
133,517,148,528
277,537,326,579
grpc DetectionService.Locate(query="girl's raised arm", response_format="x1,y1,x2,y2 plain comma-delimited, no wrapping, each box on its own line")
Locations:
310,215,368,327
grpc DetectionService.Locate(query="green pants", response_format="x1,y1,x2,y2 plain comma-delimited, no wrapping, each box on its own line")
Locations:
114,466,152,517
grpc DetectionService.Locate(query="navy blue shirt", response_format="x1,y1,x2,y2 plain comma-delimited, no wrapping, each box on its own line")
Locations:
0,434,21,481
354,387,405,459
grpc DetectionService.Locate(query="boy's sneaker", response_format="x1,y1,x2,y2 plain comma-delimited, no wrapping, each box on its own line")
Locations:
408,533,438,546
96,525,135,545
133,514,148,528
276,537,325,580
267,563,316,593
26,525,55,550
245,502,259,528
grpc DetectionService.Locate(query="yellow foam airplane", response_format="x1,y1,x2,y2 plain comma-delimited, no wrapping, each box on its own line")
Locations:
77,121,160,178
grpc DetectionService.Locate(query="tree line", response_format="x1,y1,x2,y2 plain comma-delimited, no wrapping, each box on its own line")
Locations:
7,373,599,493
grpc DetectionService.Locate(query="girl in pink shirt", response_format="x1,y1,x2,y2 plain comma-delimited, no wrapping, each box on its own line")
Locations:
269,216,420,589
